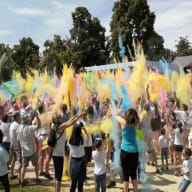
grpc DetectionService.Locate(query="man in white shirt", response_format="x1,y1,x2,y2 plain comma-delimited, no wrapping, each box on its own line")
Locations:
10,112,21,180
18,111,41,187
0,129,10,192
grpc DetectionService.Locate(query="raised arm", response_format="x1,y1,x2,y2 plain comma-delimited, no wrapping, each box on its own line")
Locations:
146,84,150,103
57,112,85,133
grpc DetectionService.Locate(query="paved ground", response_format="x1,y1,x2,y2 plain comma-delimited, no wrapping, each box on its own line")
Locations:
1,161,192,192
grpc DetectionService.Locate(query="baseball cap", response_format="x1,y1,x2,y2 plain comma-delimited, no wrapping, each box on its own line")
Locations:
95,138,102,148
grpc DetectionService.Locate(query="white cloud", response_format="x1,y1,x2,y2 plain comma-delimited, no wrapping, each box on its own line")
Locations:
10,7,50,17
0,29,12,35
149,0,192,49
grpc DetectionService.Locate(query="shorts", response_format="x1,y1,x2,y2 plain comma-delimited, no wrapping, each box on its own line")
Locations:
120,150,138,182
174,145,183,152
22,152,38,167
161,147,169,160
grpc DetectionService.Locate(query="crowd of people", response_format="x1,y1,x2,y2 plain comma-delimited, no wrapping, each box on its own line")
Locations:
0,73,192,192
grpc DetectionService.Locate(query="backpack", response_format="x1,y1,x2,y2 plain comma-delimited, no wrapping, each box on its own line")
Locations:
47,124,64,148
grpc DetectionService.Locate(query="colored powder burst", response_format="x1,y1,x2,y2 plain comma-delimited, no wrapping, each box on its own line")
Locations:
111,100,121,171
120,85,131,110
128,48,147,106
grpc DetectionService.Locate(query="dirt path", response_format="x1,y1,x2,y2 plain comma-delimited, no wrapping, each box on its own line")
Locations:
14,162,191,192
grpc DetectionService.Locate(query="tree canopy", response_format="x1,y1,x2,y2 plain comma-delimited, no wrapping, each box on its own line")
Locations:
175,36,192,57
110,0,164,61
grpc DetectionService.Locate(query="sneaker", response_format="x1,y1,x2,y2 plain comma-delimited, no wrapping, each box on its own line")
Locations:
161,167,165,171
62,175,70,181
85,176,90,180
84,180,90,186
10,175,17,180
35,179,42,184
20,180,28,187
39,172,45,176
44,173,53,180
156,168,161,174
20,182,26,188
107,181,116,188
166,167,169,171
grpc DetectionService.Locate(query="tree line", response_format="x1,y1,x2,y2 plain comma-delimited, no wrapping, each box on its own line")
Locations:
0,0,192,82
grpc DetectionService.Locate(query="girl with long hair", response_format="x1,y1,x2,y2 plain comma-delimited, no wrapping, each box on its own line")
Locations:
116,108,139,192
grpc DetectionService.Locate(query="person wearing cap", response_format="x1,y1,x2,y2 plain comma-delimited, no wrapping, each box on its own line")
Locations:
92,138,107,192
9,111,22,180
0,129,10,192
18,111,41,187
178,148,192,192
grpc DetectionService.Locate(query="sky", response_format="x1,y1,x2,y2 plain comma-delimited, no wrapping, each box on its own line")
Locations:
0,0,192,51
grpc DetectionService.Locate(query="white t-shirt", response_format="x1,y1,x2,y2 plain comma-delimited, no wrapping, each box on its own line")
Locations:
188,130,192,148
69,144,85,158
174,128,184,146
158,135,168,148
18,124,38,157
1,122,11,142
10,121,20,150
52,132,66,157
174,110,188,128
92,150,107,175
0,144,9,176
183,159,192,181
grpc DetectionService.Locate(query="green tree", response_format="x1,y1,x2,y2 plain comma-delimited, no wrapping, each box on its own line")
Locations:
41,35,66,76
110,0,156,61
145,31,164,61
12,37,40,78
0,44,14,82
175,36,192,56
70,7,109,71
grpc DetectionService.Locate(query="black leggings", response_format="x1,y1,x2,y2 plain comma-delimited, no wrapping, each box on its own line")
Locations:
70,177,84,192
120,150,138,182
0,174,10,192
52,156,64,181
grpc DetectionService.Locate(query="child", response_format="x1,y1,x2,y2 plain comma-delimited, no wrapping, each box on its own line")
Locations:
158,128,169,171
92,138,107,192
174,121,184,176
178,148,192,192
0,129,10,192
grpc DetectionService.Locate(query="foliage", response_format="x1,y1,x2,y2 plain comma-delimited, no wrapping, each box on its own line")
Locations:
69,7,109,71
0,44,14,82
12,37,40,78
41,35,66,76
175,36,192,56
145,31,164,61
110,0,165,61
